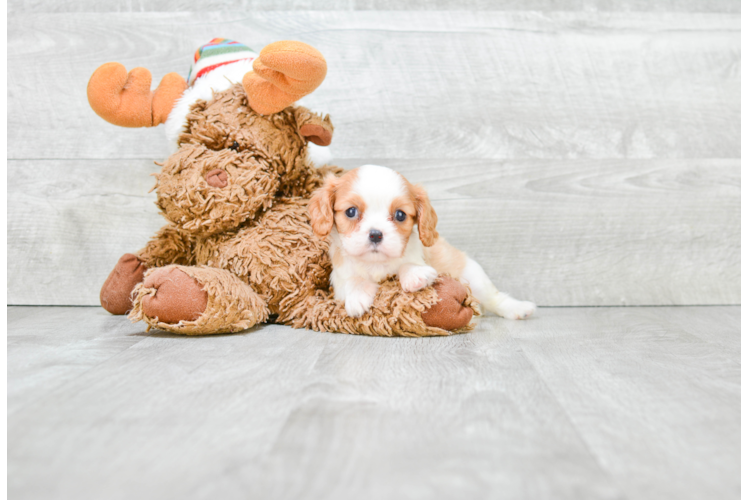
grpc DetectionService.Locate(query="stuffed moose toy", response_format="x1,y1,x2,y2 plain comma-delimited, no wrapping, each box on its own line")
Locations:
88,38,478,336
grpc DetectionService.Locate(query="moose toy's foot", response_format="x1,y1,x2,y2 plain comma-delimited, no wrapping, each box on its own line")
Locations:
129,265,269,335
100,253,147,315
139,267,208,324
421,277,476,331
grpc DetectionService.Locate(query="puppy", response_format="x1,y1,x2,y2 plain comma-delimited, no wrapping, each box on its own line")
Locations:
308,164,536,320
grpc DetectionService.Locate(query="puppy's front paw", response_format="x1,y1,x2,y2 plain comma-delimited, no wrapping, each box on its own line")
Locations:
399,265,438,293
496,298,536,320
344,283,378,317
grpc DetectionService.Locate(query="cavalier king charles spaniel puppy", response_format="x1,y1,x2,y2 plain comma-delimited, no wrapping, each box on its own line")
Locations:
308,164,536,319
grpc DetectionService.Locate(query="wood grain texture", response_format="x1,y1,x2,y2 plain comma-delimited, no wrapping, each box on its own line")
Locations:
7,305,740,500
740,164,748,304
8,158,739,307
7,306,147,414
8,11,739,160
8,159,164,306
511,306,741,500
8,0,741,13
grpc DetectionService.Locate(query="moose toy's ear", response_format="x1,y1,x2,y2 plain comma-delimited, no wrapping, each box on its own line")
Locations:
295,108,334,146
242,41,327,115
300,122,332,146
87,63,187,128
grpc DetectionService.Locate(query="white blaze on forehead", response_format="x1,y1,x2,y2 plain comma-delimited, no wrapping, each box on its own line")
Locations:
353,165,407,213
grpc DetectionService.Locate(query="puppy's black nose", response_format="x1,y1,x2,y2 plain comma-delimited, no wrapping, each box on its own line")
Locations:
369,229,383,244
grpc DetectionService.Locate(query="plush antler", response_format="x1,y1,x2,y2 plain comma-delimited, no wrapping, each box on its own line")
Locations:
87,63,187,127
243,41,327,115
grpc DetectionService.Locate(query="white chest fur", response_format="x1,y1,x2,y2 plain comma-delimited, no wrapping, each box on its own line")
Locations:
328,227,426,301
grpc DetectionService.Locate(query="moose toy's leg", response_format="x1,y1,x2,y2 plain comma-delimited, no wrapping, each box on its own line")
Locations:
129,266,269,335
286,276,479,337
99,224,195,315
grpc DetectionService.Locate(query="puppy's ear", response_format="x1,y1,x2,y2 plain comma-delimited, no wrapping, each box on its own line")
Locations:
413,184,438,247
308,175,338,238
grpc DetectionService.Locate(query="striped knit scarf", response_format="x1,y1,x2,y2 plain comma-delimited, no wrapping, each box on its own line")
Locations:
187,38,258,86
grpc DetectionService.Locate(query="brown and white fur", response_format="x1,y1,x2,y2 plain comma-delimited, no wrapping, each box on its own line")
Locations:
309,165,536,319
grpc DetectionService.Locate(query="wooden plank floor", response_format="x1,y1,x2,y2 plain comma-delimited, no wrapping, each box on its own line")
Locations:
8,306,740,500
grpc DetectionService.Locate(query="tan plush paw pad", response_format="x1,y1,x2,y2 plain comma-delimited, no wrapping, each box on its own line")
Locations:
140,267,208,324
100,253,147,315
421,277,474,331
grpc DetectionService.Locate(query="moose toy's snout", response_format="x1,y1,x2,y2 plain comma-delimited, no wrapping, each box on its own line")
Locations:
205,169,228,188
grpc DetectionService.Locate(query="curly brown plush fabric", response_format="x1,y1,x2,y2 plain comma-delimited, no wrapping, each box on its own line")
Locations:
130,265,269,334
101,83,476,336
192,198,329,315
137,224,195,268
289,278,480,337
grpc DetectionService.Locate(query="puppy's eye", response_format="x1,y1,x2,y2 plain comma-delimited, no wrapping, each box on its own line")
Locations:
395,210,407,222
229,141,240,151
345,207,358,219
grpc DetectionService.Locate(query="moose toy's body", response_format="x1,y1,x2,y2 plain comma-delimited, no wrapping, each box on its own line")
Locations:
91,39,477,336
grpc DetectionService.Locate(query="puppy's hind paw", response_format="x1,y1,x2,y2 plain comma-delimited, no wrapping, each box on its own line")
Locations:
496,298,536,320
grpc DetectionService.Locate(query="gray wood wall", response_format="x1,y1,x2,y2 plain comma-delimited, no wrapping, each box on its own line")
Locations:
7,2,740,306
